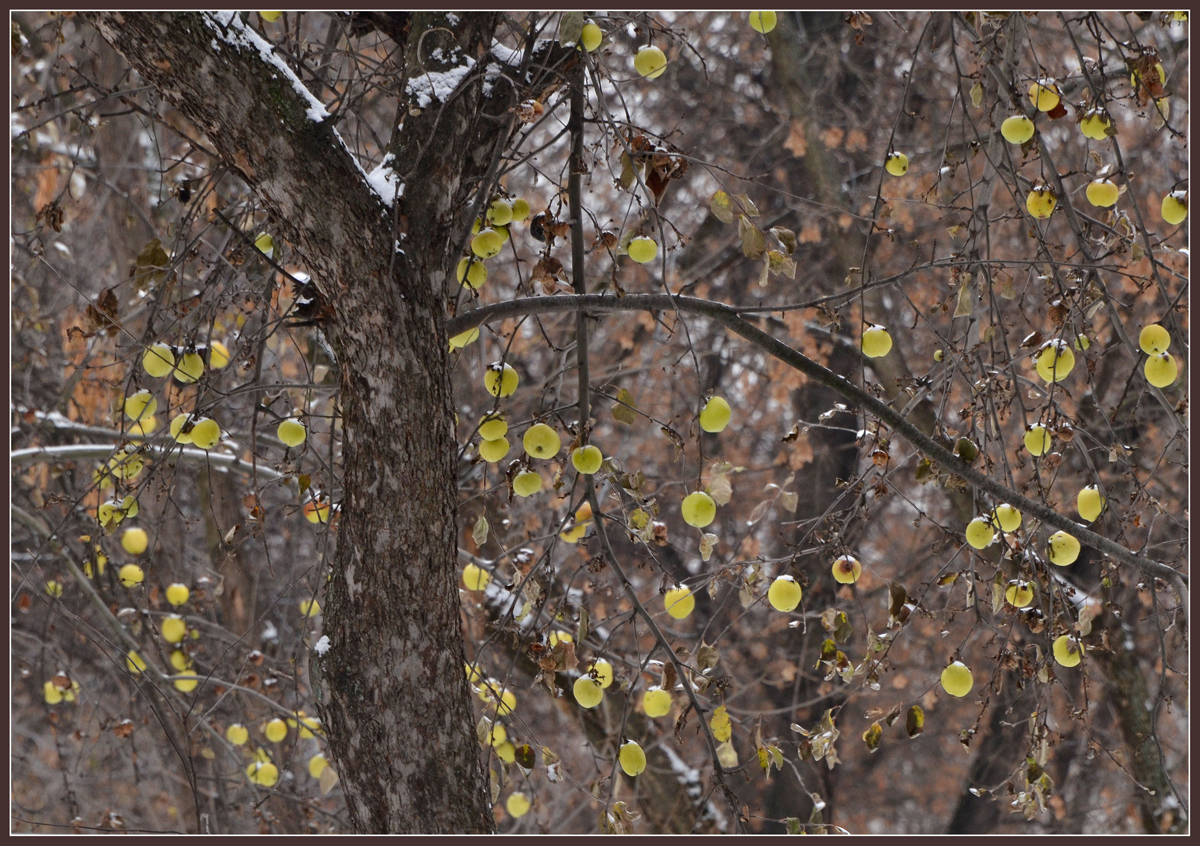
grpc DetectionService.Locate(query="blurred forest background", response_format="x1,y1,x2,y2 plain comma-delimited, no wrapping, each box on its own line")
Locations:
10,11,1188,834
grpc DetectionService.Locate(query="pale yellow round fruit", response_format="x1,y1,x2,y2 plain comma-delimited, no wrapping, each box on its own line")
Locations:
44,680,64,704
1036,341,1074,382
664,585,695,619
749,11,777,33
1001,115,1035,145
1074,334,1091,351
454,257,488,291
1077,485,1105,523
484,363,519,398
118,564,144,588
308,753,328,778
478,437,510,463
513,470,542,497
627,235,658,264
1053,634,1083,667
471,228,505,259
619,740,647,776
170,650,190,671
1161,191,1187,225
1130,62,1166,92
1086,179,1119,208
1079,110,1112,140
142,343,175,378
523,423,561,458
1027,186,1056,219
940,661,974,697
170,413,194,444
265,718,287,743
699,396,731,433
299,599,320,617
571,445,603,474
580,21,603,52
161,615,187,643
1028,79,1060,111
634,45,667,79
1024,424,1051,457
965,517,994,550
560,501,593,543
1005,581,1034,608
260,12,282,23
123,390,157,423
494,741,516,763
1138,323,1171,355
1144,352,1178,388
573,675,604,709
277,418,307,447
304,499,330,524
449,326,480,351
832,555,861,585
487,199,514,227
227,723,249,745
121,528,149,555
767,575,802,611
209,341,231,369
642,686,673,718
174,673,199,693
991,504,1022,533
1047,531,1081,566
510,198,531,222
255,232,275,257
885,152,909,177
681,491,716,528
590,658,614,689
462,563,491,591
479,413,507,441
189,417,221,450
249,762,279,788
861,324,893,358
506,792,531,818
175,351,204,384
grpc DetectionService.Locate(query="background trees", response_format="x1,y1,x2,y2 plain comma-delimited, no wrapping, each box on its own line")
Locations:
11,11,1187,834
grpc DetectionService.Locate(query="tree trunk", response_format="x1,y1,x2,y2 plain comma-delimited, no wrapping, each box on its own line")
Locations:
84,11,507,832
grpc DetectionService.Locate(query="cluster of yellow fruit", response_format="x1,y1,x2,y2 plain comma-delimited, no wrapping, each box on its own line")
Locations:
1139,323,1179,387
171,413,222,450
43,677,81,704
246,750,280,788
142,340,230,383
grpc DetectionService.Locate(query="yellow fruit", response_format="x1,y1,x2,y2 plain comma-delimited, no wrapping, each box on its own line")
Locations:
142,343,176,378
479,414,507,441
965,517,994,550
118,564,144,588
581,20,603,51
634,45,667,79
1079,110,1111,140
1077,485,1105,523
1005,581,1034,608
304,499,331,524
300,599,321,617
627,235,658,264
449,326,480,351
513,470,542,497
1144,353,1178,388
1074,334,1091,351
1161,191,1187,225
619,740,647,777
1024,424,1051,457
128,415,157,437
189,417,221,450
1047,531,1081,566
265,718,288,743
462,563,491,591
1001,114,1035,144
767,575,802,612
560,501,594,543
174,351,204,384
1053,634,1083,667
940,661,974,697
170,413,194,444
1027,186,1057,219
642,686,672,718
523,423,561,458
991,504,1022,533
471,217,483,235
44,680,64,705
885,152,909,176
571,445,603,474
1085,179,1119,208
456,257,488,290
308,754,328,778
497,688,517,716
45,580,63,598
487,199,513,227
1130,62,1166,92
573,676,604,709
510,198,531,222
663,585,695,620
209,341,231,369
254,232,275,257
1036,341,1074,382
861,324,893,358
248,761,279,787
169,650,190,671
161,615,187,643
590,658,614,689
478,437,510,463
681,492,716,528
471,227,504,259
1028,78,1060,111
484,362,519,397
121,528,149,555
277,419,307,447
260,12,282,23
1138,323,1171,355
174,673,199,693
832,555,861,585
549,631,572,648
123,390,157,423
126,651,148,674
699,396,731,433
506,792,531,818
749,11,777,33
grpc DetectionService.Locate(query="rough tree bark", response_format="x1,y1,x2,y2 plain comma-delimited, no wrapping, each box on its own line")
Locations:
83,11,519,832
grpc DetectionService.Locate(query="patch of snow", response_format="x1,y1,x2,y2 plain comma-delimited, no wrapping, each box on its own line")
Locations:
366,153,403,207
406,57,476,109
490,39,525,67
446,13,460,26
313,635,331,656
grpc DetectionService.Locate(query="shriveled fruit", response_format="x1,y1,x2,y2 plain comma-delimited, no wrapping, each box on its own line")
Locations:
571,445,603,474
1047,531,1081,566
767,575,802,611
681,491,716,528
619,740,647,776
832,555,862,585
664,585,695,619
513,470,542,497
940,661,974,697
699,396,731,433
642,686,672,717
634,45,667,79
